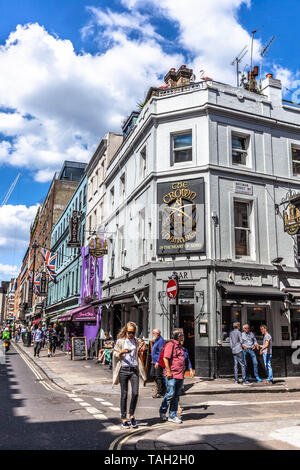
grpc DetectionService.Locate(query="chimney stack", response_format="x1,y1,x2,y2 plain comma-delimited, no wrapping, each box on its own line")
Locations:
164,65,194,88
261,74,282,107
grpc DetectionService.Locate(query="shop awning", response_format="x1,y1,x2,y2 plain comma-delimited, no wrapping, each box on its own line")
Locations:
93,287,148,307
217,282,287,301
58,305,97,323
32,317,42,325
282,288,300,300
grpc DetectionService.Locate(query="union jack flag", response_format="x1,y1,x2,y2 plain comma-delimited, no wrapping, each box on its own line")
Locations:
41,248,57,282
34,273,41,295
28,270,33,283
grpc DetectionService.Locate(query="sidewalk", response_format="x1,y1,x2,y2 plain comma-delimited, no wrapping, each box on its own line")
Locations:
13,340,300,396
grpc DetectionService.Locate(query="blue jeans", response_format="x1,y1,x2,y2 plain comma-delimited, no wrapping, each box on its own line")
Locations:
159,377,183,418
243,349,259,378
263,354,273,382
233,352,246,382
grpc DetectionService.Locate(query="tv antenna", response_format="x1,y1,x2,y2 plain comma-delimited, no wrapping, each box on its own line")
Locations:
260,35,275,82
231,46,248,87
250,26,264,77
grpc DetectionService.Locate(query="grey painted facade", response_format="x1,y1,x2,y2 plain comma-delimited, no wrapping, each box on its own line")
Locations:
98,75,300,377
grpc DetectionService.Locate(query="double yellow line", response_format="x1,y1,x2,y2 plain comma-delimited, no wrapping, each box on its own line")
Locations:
109,423,170,450
17,348,59,394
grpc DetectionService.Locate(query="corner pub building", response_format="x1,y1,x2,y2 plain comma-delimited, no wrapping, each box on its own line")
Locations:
97,65,300,378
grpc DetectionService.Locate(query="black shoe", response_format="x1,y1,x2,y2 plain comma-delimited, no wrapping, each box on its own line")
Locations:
159,411,167,422
130,418,138,428
121,421,131,430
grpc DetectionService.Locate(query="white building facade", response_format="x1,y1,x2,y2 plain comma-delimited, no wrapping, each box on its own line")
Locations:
95,67,300,378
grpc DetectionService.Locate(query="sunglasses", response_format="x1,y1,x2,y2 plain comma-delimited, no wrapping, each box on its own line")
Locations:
127,330,135,334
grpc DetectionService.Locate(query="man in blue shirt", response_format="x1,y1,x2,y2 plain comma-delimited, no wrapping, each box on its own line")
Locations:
241,324,262,382
151,329,165,398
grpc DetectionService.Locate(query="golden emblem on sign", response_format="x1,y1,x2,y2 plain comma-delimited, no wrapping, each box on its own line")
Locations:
89,237,108,258
161,181,197,245
283,203,300,235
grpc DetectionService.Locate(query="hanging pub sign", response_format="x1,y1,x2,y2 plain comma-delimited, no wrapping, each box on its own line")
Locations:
157,178,205,255
39,272,47,296
89,236,108,258
67,211,80,247
283,203,300,236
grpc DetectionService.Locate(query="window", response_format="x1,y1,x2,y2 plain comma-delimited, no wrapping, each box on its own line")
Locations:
83,185,87,206
232,134,249,166
140,147,147,179
234,200,251,257
120,174,126,201
110,187,115,209
172,133,192,163
247,307,266,342
291,309,300,340
292,147,300,176
222,306,241,342
94,209,97,232
79,191,82,211
139,209,146,265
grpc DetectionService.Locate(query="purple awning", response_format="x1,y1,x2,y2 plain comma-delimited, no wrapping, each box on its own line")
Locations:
58,305,97,323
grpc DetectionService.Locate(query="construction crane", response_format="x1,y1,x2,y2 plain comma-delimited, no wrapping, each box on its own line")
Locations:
231,46,248,87
260,35,275,82
0,173,21,207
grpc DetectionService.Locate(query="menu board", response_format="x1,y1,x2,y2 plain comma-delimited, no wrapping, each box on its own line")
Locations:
71,336,88,360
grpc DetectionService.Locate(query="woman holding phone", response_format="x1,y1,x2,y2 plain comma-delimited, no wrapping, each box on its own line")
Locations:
113,321,146,429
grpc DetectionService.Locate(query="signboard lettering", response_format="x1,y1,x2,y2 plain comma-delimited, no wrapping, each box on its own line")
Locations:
71,336,88,360
158,178,205,255
67,211,80,247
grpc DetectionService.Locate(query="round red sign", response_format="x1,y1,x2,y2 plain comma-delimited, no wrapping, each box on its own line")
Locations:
166,278,178,299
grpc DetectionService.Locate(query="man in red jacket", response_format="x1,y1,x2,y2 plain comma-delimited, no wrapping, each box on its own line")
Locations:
159,328,185,424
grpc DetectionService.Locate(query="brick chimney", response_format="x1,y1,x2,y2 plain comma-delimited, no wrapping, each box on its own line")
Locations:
261,74,282,107
164,65,194,88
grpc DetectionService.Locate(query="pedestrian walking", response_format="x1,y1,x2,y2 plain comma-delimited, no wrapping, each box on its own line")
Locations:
33,323,45,358
159,328,185,424
112,321,146,430
21,325,27,344
230,322,251,385
151,328,166,398
241,324,262,382
259,325,273,384
46,325,57,357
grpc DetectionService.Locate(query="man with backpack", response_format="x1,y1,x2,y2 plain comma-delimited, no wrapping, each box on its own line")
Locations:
159,328,185,424
151,329,166,398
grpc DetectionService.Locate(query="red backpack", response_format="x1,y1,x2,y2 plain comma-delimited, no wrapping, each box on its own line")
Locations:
158,341,175,368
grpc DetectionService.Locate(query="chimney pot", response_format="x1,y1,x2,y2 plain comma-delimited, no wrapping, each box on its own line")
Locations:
266,73,273,78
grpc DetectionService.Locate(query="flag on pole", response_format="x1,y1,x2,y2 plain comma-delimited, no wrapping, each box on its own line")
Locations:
34,273,41,295
41,248,57,282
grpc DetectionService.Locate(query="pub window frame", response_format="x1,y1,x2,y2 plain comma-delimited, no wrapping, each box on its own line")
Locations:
230,194,258,262
231,132,250,167
171,131,193,165
291,145,300,177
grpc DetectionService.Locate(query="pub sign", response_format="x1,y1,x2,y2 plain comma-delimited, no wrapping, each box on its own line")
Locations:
157,178,205,255
67,211,80,247
283,203,300,236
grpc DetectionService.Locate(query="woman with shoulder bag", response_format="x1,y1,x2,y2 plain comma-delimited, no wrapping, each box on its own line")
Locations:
113,321,146,429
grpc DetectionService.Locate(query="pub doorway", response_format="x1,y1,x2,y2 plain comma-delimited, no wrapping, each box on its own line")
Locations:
179,304,195,368
112,305,122,339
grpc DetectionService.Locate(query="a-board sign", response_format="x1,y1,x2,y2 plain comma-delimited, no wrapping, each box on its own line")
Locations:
71,336,88,360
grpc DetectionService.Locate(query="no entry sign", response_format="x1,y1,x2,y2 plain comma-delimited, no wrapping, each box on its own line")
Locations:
166,278,178,299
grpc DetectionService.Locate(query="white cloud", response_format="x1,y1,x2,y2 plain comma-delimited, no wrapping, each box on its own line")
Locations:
0,204,39,252
0,22,181,181
0,263,19,278
121,0,260,85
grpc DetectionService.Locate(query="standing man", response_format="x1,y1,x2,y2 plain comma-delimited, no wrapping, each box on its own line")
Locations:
151,329,166,398
259,325,273,384
230,322,251,385
33,323,44,358
241,324,262,382
159,328,185,424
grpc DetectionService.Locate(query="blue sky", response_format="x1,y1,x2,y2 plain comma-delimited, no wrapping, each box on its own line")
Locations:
0,0,298,281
